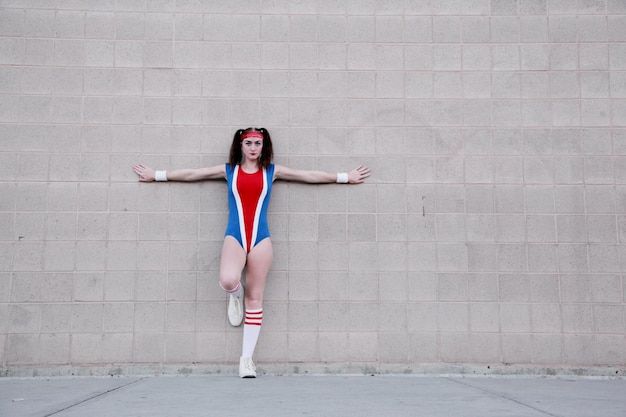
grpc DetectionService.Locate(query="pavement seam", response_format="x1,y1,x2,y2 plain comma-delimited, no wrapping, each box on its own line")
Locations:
42,377,148,417
445,377,563,417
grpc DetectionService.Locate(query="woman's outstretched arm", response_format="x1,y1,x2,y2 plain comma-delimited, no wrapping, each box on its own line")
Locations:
132,163,226,182
274,165,370,184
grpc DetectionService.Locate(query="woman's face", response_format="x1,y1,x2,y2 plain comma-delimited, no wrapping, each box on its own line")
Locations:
241,137,263,162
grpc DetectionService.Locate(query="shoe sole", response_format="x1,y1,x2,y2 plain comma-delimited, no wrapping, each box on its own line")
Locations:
228,295,244,327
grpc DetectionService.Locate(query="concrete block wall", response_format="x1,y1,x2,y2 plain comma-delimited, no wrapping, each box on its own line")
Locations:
1,0,625,374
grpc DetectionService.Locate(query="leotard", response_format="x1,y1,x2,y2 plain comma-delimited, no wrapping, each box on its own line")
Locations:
225,163,274,253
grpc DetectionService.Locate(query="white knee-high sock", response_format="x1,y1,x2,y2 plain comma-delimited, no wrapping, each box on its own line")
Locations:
242,308,263,358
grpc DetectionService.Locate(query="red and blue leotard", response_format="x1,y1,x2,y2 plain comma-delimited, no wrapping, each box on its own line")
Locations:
225,163,274,253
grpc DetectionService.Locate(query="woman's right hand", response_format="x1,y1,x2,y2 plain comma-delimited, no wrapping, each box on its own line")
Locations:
133,164,156,182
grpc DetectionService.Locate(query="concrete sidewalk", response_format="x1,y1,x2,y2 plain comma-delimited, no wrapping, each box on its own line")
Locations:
1,373,625,417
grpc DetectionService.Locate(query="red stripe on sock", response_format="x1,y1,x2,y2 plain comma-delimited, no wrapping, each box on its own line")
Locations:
245,309,262,326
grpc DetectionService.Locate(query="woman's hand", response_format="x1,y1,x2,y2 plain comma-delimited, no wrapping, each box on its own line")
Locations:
133,164,156,182
348,165,371,184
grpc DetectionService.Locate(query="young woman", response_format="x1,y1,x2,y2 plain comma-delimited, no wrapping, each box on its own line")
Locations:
132,127,371,377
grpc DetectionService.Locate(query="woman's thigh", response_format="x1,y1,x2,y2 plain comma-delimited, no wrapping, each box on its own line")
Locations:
244,238,273,308
219,236,247,290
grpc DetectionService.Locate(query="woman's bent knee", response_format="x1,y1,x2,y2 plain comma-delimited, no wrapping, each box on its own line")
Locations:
219,274,240,292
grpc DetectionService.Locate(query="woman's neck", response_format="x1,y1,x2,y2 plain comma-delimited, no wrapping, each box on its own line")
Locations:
240,160,260,172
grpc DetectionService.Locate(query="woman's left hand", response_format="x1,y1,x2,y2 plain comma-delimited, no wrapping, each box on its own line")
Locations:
348,165,371,184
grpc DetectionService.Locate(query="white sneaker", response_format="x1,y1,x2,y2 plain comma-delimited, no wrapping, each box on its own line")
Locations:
228,290,244,327
239,356,256,378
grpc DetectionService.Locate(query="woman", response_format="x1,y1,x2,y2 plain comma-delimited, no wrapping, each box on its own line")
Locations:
133,127,371,378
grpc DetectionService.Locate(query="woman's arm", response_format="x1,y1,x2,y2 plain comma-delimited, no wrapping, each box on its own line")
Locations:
274,164,370,184
132,163,226,182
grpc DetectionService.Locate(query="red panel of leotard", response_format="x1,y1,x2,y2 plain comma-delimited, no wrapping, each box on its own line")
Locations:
236,168,264,252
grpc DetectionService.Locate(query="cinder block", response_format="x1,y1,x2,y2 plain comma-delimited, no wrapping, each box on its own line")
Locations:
343,17,373,45
134,302,165,332
439,332,470,362
8,304,41,333
166,302,196,332
562,304,594,333
13,242,43,272
528,244,558,272
44,242,75,271
145,13,172,40
318,272,347,301
463,46,492,73
589,244,620,272
165,332,196,362
86,12,115,39
0,9,24,36
319,332,349,361
287,242,317,271
288,301,319,331
346,270,379,301
288,331,318,362
102,302,134,332
70,303,103,333
469,303,500,332
0,38,25,65
468,273,498,302
378,242,407,271
104,272,135,301
593,334,625,365
102,333,133,363
288,271,318,302
520,16,548,42
593,304,625,333
527,215,556,242
7,334,39,365
531,334,563,364
318,302,348,332
348,332,378,362
41,303,72,333
439,303,468,332
196,301,226,332
349,302,378,331
531,303,562,333
107,241,137,271
39,334,71,365
470,333,501,363
115,41,143,67
74,272,104,302
165,272,197,302
497,243,527,272
562,334,595,365
319,242,349,271
114,12,144,40
501,333,532,364
435,242,466,272
493,45,520,70
25,9,55,38
379,332,408,363
408,332,438,363
134,333,164,362
437,273,467,301
379,302,407,331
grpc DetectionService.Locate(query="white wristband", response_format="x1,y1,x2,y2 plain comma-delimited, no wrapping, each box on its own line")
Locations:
336,172,349,184
155,170,168,181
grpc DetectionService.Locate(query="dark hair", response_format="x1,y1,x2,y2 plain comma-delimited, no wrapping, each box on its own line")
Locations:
228,127,274,168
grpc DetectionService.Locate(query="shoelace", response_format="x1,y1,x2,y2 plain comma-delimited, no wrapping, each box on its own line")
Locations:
243,358,255,371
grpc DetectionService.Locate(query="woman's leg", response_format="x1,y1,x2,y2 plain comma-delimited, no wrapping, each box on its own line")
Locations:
243,238,273,310
240,238,273,361
219,236,247,292
220,236,247,326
